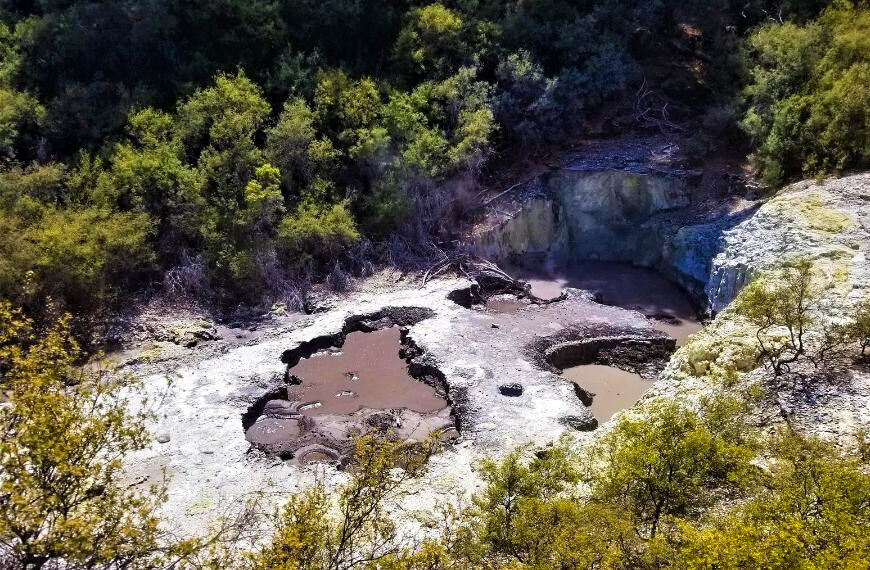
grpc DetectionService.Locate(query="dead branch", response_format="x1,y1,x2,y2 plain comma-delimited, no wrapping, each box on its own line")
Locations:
633,77,685,134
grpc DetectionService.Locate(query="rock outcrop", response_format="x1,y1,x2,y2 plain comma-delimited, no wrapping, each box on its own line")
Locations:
474,144,869,317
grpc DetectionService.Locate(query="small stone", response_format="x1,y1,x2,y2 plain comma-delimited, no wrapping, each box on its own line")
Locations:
491,323,500,329
498,383,523,397
560,415,598,432
156,432,170,444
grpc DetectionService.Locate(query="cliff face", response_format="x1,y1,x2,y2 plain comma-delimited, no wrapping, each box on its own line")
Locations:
652,173,870,448
473,171,689,263
474,158,870,316
704,174,869,312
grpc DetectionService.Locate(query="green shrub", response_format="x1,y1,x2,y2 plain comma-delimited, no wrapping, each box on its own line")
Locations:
590,398,755,540
675,431,870,569
394,4,469,80
0,306,195,568
0,207,155,311
742,2,870,184
361,176,414,236
278,199,360,271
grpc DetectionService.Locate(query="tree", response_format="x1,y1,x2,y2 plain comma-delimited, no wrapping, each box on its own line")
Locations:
278,191,360,273
176,70,270,203
0,303,195,569
849,297,870,359
741,2,870,184
394,4,469,81
265,98,318,196
455,442,632,568
0,23,42,160
735,258,817,375
675,430,870,569
72,108,202,258
0,203,155,317
590,398,755,540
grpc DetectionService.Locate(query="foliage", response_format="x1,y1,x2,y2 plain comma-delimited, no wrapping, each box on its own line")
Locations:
452,441,631,568
589,397,755,540
0,304,195,569
250,435,439,570
0,199,155,314
278,199,360,272
395,4,470,81
741,1,870,184
850,296,870,359
674,430,870,569
735,258,818,374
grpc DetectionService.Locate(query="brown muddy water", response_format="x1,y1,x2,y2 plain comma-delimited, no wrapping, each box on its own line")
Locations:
288,327,448,416
509,261,702,345
485,296,526,314
562,364,649,424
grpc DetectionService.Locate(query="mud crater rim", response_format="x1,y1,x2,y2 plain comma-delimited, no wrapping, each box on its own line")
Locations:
525,324,677,430
243,306,460,465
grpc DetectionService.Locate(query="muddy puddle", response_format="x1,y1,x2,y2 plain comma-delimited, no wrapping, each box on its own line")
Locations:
485,296,526,314
245,322,455,462
508,261,702,345
289,327,447,415
562,364,649,423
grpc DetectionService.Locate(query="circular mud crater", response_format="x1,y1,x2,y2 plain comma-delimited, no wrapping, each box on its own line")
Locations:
526,323,677,429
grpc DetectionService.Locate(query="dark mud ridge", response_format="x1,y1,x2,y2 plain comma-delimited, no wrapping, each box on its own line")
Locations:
243,307,459,466
526,323,676,430
447,270,567,310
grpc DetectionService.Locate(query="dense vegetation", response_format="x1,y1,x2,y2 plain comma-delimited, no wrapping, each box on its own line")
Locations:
741,1,869,185
0,0,865,333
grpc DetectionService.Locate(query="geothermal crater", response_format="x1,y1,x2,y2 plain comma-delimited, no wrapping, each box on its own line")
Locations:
243,307,458,464
526,323,676,429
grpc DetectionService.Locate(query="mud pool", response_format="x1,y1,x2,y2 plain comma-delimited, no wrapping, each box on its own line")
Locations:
242,310,458,463
507,261,702,345
288,327,448,416
562,364,648,423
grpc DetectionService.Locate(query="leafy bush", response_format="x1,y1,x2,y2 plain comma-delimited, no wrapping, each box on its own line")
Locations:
675,431,870,569
741,2,870,184
850,296,870,359
0,205,155,312
278,199,360,271
0,305,193,568
250,436,438,569
395,4,470,80
590,398,755,540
